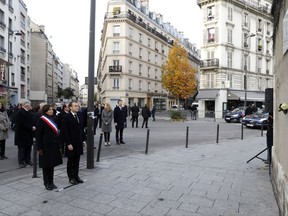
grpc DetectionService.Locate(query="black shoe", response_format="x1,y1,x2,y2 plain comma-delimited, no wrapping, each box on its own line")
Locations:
116,141,120,145
69,179,79,185
51,183,57,189
2,155,8,159
75,177,84,183
120,141,125,144
0,156,4,160
45,184,53,191
19,163,26,168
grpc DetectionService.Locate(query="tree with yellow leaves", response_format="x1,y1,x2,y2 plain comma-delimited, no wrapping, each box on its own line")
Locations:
162,41,197,107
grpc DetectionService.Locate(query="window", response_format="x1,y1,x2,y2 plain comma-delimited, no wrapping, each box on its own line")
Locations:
139,80,142,91
227,29,233,44
227,74,232,88
257,19,262,32
266,41,270,54
139,48,142,59
243,54,250,70
113,42,120,53
243,32,249,47
129,43,133,54
207,50,214,59
129,27,133,37
257,38,262,51
113,60,119,66
148,38,151,47
113,78,119,89
0,10,5,27
148,51,151,62
207,6,215,20
161,44,165,54
139,33,142,43
0,36,5,53
228,7,233,21
155,54,158,64
266,60,270,74
129,61,132,73
207,28,215,43
267,22,271,35
155,83,158,92
148,82,151,91
139,64,142,75
243,13,249,27
257,58,262,73
227,51,232,68
148,67,150,77
155,41,158,51
155,69,158,79
129,79,132,90
206,73,215,88
113,25,120,36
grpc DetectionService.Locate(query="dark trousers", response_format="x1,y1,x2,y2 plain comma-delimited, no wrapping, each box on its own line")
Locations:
67,155,80,180
60,141,66,156
0,139,6,156
43,167,54,185
142,118,149,128
267,135,273,164
152,114,155,121
98,116,102,128
104,132,110,142
115,127,123,142
18,145,32,165
93,118,98,135
132,116,138,127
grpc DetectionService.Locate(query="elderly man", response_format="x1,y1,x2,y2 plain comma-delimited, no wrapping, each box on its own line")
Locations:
14,100,36,168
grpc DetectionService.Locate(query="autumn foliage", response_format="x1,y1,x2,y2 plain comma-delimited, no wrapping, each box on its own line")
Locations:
161,41,197,100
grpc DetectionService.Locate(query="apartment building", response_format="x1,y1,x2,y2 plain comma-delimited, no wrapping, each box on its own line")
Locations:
0,0,30,106
197,0,273,118
97,0,200,109
62,63,80,99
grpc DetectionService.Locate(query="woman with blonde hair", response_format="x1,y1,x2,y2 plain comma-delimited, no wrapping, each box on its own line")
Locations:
101,103,113,146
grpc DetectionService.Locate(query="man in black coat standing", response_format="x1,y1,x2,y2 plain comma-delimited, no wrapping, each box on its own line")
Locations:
131,103,139,128
14,100,36,168
141,104,151,128
114,99,126,144
62,101,86,185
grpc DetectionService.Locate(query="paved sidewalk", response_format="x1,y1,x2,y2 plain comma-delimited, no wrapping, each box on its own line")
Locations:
0,136,278,216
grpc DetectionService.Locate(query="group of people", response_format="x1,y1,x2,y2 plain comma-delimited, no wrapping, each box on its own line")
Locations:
0,99,157,190
7,100,86,190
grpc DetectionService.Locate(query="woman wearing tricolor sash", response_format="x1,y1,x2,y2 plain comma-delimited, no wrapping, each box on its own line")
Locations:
36,104,63,191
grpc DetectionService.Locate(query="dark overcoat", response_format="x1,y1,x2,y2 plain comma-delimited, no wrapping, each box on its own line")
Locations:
114,106,125,129
14,108,34,147
61,112,85,157
36,115,62,168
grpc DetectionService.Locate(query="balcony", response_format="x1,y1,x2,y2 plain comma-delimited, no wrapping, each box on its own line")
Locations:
109,65,122,73
207,38,215,43
0,46,6,53
200,58,219,68
0,0,6,4
8,4,14,12
0,21,6,29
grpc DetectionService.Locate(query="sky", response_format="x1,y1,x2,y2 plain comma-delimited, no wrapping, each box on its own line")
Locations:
23,0,202,85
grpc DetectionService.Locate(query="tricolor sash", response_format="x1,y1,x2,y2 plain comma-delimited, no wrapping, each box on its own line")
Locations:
40,115,59,135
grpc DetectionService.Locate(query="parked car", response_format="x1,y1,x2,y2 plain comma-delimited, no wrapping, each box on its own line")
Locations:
242,110,269,129
224,107,245,123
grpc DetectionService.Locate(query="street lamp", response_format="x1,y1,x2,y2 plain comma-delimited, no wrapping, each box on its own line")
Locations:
243,33,255,110
7,30,22,105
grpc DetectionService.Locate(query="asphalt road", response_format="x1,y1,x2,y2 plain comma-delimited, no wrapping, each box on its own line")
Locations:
0,117,265,185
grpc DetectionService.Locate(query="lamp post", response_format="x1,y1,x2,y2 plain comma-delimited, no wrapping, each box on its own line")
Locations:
86,0,96,169
7,30,22,105
243,33,255,110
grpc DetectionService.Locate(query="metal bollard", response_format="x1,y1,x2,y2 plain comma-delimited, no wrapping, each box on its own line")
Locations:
32,139,38,178
96,133,103,162
145,129,150,155
261,122,264,137
241,123,244,140
216,124,219,143
185,126,189,148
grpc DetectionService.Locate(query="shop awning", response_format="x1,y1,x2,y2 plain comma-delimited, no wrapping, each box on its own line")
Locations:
228,91,265,101
196,89,219,100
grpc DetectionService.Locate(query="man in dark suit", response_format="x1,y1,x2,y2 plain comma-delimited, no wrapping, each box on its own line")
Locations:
61,101,86,185
14,100,36,168
114,99,126,144
57,103,69,157
131,103,140,128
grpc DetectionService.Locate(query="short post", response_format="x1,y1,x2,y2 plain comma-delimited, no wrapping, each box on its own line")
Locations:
261,122,264,137
185,126,189,148
96,133,103,162
241,123,244,140
216,124,219,143
145,129,150,155
32,139,38,178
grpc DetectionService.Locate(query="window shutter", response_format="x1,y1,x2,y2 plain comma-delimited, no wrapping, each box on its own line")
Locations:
203,29,207,44
215,27,219,42
215,5,219,19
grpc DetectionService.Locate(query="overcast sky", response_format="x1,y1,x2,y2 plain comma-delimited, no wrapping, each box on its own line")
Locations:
23,0,202,84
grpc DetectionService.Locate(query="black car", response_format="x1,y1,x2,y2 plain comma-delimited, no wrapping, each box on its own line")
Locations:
224,107,245,123
242,110,269,129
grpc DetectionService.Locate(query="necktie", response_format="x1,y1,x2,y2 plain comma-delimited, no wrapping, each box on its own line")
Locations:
74,114,79,123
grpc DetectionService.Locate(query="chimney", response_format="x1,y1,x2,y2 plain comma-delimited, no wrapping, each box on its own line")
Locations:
39,25,45,33
141,0,149,8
